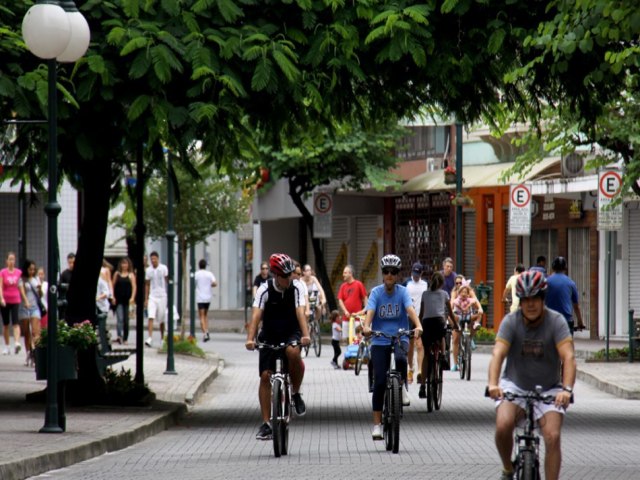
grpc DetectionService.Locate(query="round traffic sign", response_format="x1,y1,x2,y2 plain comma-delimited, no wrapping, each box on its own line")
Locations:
314,193,332,214
511,184,531,208
599,170,622,199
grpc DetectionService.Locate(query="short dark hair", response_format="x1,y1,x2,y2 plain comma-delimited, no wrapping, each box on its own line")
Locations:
198,259,207,269
67,252,76,260
536,255,546,264
150,251,159,258
515,263,525,273
430,271,444,291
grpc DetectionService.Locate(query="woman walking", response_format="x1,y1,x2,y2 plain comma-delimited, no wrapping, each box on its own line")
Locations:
0,252,23,355
18,259,42,365
112,257,136,344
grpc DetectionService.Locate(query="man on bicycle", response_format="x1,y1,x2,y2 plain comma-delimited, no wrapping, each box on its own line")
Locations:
487,271,576,480
362,254,423,440
245,253,311,440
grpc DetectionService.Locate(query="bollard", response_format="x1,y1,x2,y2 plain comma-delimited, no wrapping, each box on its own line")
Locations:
629,309,635,364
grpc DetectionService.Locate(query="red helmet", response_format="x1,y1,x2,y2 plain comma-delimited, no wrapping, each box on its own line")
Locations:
515,271,547,299
269,253,295,277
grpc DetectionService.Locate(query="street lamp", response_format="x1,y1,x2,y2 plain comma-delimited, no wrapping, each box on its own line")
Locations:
22,0,90,434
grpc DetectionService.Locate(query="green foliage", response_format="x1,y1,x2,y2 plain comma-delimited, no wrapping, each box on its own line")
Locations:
591,346,640,361
37,320,98,350
474,327,496,343
160,334,205,358
104,367,155,406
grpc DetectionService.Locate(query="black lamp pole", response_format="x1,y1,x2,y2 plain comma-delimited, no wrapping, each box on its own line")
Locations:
165,153,177,374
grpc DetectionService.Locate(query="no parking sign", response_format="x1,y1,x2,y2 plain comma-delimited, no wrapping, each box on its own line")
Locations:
313,192,333,238
509,183,532,236
597,170,623,231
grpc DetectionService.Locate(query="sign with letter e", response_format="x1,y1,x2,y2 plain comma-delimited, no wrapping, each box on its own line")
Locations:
597,169,623,231
313,192,333,238
509,183,532,236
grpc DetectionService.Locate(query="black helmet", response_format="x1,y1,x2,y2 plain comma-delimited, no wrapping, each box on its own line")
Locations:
552,256,567,272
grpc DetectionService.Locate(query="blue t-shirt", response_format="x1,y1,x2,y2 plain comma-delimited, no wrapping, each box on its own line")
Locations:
545,273,579,321
366,284,413,346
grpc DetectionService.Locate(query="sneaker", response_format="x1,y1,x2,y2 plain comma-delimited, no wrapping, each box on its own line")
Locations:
473,321,481,331
402,387,410,406
471,339,477,350
419,384,426,399
301,348,307,359
416,372,423,384
500,470,514,480
407,369,414,384
256,422,273,440
203,332,210,342
372,424,383,440
330,360,338,369
145,337,153,348
292,393,306,416
452,364,459,372
2,347,9,355
14,343,21,355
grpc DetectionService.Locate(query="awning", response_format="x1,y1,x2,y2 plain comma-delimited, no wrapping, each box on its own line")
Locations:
400,157,561,192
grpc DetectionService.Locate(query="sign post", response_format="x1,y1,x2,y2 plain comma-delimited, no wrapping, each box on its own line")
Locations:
313,192,333,238
597,169,623,231
508,183,532,236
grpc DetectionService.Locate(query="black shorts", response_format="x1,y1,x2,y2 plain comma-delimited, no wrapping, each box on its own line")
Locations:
1,303,20,326
258,331,301,376
421,316,446,347
197,302,210,311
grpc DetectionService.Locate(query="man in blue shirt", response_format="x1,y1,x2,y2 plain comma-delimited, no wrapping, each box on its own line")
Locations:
545,256,585,335
529,255,547,277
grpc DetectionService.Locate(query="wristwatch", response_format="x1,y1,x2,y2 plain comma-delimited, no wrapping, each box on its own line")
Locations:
562,385,573,393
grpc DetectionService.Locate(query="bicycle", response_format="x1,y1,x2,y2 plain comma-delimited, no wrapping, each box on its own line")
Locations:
256,341,297,458
369,329,414,454
457,313,473,381
354,334,374,392
424,332,445,412
485,386,572,480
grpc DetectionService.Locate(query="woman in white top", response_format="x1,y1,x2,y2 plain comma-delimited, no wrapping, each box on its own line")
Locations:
195,259,218,342
302,264,327,320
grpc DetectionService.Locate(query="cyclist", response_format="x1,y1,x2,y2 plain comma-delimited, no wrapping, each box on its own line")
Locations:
245,253,311,441
487,271,576,480
302,264,327,321
362,254,423,440
417,271,455,398
404,262,428,385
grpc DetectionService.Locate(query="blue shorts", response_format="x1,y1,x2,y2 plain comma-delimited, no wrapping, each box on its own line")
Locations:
19,305,41,320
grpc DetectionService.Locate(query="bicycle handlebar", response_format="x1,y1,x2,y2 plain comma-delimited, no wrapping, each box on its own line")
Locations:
369,329,416,339
255,341,299,351
484,386,574,404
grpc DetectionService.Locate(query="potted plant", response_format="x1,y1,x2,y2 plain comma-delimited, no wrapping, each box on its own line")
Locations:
450,193,474,207
444,165,457,184
35,320,98,381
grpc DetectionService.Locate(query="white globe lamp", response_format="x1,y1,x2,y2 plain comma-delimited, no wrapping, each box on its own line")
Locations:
57,1,91,62
22,2,71,59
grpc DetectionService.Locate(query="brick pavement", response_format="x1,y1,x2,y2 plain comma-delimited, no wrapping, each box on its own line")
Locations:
0,316,638,480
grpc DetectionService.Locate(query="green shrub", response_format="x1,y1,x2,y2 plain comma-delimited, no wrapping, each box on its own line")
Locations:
160,334,205,358
592,346,640,361
475,326,496,343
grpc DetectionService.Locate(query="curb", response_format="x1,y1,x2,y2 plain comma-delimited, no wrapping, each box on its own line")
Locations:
576,369,640,400
185,354,224,405
0,402,185,480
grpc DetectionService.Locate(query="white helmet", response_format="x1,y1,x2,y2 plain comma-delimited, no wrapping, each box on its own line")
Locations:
380,254,402,270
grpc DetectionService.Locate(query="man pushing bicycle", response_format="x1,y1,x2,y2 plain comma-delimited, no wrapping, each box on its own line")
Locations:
245,253,310,441
487,270,576,480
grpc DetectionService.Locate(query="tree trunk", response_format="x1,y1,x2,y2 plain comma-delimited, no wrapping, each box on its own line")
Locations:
288,179,337,310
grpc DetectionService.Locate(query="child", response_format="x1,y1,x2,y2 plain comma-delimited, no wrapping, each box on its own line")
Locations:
452,285,482,329
330,310,342,369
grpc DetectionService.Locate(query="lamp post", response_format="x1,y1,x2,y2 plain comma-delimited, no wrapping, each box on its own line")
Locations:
165,152,177,375
22,0,90,433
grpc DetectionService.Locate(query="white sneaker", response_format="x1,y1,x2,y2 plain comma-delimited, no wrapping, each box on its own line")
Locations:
145,337,153,348
2,347,9,355
372,424,383,440
14,343,21,354
473,321,481,331
402,386,410,406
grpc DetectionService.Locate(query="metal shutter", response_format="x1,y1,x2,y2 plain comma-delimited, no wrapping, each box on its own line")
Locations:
463,211,476,282
568,228,591,329
486,223,495,328
355,216,382,293
504,209,517,281
629,208,640,318
325,216,350,293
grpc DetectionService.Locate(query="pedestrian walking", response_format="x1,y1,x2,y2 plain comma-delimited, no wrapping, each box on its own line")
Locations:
0,252,22,355
337,264,367,341
545,256,586,335
37,267,48,330
502,263,526,313
145,251,168,348
18,259,42,365
441,257,458,296
112,257,136,344
405,262,428,384
330,310,342,369
195,259,217,342
529,255,547,277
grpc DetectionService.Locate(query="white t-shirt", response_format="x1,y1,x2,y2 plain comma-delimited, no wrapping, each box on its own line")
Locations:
146,264,168,298
195,269,217,303
405,278,428,311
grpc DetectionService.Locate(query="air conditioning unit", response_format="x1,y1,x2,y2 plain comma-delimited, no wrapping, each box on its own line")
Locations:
561,152,585,177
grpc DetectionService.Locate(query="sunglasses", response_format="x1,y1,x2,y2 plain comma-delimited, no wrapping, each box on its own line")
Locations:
455,282,462,285
382,268,399,275
261,267,269,270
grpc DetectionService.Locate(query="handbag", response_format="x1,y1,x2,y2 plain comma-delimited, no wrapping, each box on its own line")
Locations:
28,281,47,316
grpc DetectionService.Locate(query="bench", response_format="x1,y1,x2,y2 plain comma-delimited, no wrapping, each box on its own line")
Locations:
95,313,136,375
629,310,639,363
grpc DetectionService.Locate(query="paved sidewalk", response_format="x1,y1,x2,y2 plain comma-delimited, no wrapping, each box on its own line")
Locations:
0,315,638,480
0,346,221,480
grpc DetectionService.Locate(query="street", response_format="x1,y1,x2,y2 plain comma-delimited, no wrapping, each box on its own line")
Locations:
30,333,640,479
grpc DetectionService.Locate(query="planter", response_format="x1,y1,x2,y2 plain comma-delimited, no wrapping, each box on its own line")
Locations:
35,346,78,381
444,172,456,184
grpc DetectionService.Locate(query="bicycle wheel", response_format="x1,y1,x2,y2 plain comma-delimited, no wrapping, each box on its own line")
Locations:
426,353,434,412
355,342,366,376
389,375,401,454
271,380,285,458
458,338,466,380
281,386,290,456
313,322,322,357
465,336,472,381
520,450,537,480
433,352,443,410
383,384,393,451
